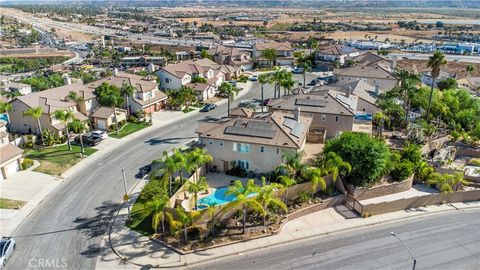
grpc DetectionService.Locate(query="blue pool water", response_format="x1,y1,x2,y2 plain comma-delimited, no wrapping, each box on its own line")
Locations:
197,186,256,209
355,113,372,121
0,113,8,123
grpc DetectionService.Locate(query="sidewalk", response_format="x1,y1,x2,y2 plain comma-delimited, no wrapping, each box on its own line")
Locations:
0,169,60,236
95,197,480,269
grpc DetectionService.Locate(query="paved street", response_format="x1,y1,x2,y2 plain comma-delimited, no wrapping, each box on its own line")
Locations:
4,73,314,270
193,209,480,270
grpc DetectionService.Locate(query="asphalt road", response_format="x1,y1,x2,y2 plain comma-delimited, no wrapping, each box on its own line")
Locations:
387,53,480,64
192,209,480,270
5,73,316,270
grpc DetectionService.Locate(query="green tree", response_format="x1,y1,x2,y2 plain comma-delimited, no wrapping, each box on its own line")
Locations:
172,148,187,184
94,82,124,135
437,78,458,91
258,74,270,112
466,64,475,76
23,106,44,142
262,48,277,68
297,57,312,87
323,152,352,191
53,109,75,151
277,175,296,203
218,82,237,115
301,167,326,197
276,150,305,180
186,176,209,210
155,150,179,196
169,207,199,244
186,148,213,182
120,83,136,116
281,76,296,95
373,111,390,138
138,193,170,237
256,181,287,225
190,76,207,83
0,101,13,125
426,51,447,122
225,179,264,234
324,132,391,187
68,119,87,154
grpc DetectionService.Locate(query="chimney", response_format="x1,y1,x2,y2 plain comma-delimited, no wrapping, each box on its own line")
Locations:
147,63,154,73
113,68,118,76
294,106,301,122
375,85,380,95
391,56,397,71
63,75,71,85
346,86,351,98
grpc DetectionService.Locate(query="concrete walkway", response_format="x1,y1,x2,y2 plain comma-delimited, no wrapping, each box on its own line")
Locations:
95,196,480,269
0,170,60,236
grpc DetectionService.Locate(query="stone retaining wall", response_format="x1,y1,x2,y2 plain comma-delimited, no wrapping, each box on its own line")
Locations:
286,194,346,220
348,175,414,200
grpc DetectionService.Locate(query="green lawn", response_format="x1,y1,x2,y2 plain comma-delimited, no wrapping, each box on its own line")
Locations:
0,198,27,209
109,121,150,139
26,144,97,176
182,107,196,114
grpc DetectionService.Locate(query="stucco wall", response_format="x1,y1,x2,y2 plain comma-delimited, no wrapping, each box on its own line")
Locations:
9,99,54,135
347,175,414,200
309,112,354,139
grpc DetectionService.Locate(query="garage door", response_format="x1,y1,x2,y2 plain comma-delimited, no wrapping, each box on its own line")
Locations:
97,120,106,130
6,160,20,176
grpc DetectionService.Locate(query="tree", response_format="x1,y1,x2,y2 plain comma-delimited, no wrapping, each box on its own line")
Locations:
395,70,420,122
324,132,391,187
276,150,305,180
426,51,447,123
0,101,13,126
186,148,212,182
225,179,264,234
373,111,390,138
200,49,211,60
4,91,21,100
179,86,196,109
256,181,287,225
437,78,458,91
323,152,351,191
169,207,198,244
262,48,277,68
172,148,187,184
190,76,207,83
94,82,124,135
156,150,178,197
120,83,135,116
258,74,270,112
53,109,75,151
142,193,170,236
186,176,209,210
280,76,295,95
23,106,44,142
466,64,475,76
301,167,326,197
218,82,237,115
277,175,296,204
68,119,87,154
297,58,312,87
66,91,83,103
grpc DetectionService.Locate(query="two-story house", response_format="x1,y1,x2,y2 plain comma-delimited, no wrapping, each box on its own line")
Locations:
0,123,24,180
195,110,312,174
333,65,398,91
8,82,92,135
207,45,253,71
86,72,167,114
268,91,355,139
253,41,294,67
315,45,359,65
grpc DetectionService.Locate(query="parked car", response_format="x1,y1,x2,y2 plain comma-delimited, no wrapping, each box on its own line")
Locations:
263,98,272,106
248,75,258,81
200,103,217,112
292,66,304,74
0,238,15,268
74,134,101,146
227,80,238,87
90,130,108,140
136,164,152,178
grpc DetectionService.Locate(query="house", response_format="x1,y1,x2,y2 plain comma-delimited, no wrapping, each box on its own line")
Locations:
207,45,253,71
86,71,167,114
195,110,312,173
156,58,226,91
333,65,398,91
185,83,216,101
120,56,167,68
253,41,294,67
421,70,455,87
8,82,92,135
2,82,32,95
346,51,394,71
0,122,24,180
315,45,360,65
267,91,355,139
91,106,127,130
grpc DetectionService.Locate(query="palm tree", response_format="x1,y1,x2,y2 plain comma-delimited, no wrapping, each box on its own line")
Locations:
3,91,21,100
53,109,75,151
373,111,390,138
276,150,305,180
120,83,136,116
302,167,326,197
172,148,187,184
186,176,209,210
68,119,86,154
225,179,264,234
281,76,295,95
426,51,447,123
186,148,213,182
207,203,218,236
218,82,237,116
395,70,420,122
23,106,44,142
180,85,197,109
258,74,270,112
158,150,178,197
256,182,287,225
170,207,198,244
277,175,296,204
0,101,12,126
270,70,288,98
143,194,170,237
298,58,312,87
323,152,351,192
66,91,83,103
262,48,277,68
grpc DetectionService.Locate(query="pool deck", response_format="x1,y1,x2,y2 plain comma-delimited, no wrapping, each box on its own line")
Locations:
205,172,262,188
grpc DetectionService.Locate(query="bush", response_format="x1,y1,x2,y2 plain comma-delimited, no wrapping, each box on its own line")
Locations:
187,226,202,241
21,158,34,170
226,164,248,178
237,75,249,83
391,161,414,181
190,76,207,83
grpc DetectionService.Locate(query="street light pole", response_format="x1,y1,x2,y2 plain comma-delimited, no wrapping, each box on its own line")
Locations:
121,168,131,217
391,232,416,270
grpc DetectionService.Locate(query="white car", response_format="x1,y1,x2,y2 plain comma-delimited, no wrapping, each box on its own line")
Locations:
0,238,15,268
90,130,108,140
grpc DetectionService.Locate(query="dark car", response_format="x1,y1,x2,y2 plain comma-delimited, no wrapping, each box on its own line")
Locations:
263,98,272,106
136,164,152,178
200,103,217,112
74,134,101,146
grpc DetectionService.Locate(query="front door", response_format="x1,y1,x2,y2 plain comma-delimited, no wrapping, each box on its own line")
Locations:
223,160,229,172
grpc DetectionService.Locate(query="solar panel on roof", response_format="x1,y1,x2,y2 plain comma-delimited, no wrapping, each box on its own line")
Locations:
224,126,276,139
290,122,305,138
283,118,297,129
295,98,328,107
247,121,272,130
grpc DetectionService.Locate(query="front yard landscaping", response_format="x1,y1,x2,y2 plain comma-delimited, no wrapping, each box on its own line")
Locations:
0,198,27,209
26,144,97,175
109,121,150,139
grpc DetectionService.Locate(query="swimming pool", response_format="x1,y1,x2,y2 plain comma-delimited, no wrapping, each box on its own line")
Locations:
197,186,256,209
355,113,372,121
0,113,8,123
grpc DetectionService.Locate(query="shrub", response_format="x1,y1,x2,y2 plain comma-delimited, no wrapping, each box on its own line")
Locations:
237,75,249,83
391,161,414,181
187,226,202,241
21,158,34,170
297,191,311,204
226,164,248,178
468,158,480,166
191,76,207,83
